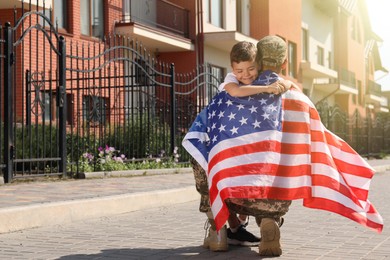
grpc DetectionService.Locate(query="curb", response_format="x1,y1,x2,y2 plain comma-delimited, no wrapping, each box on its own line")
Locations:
0,185,199,234
79,167,193,179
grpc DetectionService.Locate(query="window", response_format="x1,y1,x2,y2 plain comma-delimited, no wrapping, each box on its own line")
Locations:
328,51,332,69
236,0,250,35
288,42,297,78
317,46,324,66
209,65,223,97
80,0,105,39
39,0,68,30
205,0,223,28
301,28,308,61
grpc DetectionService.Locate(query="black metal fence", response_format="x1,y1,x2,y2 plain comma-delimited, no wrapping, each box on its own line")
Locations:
1,3,390,183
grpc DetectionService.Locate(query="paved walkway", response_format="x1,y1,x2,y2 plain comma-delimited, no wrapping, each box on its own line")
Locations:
0,159,389,259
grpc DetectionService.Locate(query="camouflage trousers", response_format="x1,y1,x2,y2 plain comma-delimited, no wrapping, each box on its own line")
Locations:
190,157,291,226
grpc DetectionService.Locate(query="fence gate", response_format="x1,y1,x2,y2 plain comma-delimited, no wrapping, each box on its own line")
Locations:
2,9,66,183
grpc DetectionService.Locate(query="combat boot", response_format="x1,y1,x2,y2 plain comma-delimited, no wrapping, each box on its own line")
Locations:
203,210,228,251
258,218,282,256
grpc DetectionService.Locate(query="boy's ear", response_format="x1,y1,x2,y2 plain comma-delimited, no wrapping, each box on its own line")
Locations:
281,59,287,69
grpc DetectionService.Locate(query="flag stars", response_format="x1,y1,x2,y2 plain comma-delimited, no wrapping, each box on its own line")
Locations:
228,112,236,121
249,105,258,113
259,98,267,105
230,126,239,135
218,124,226,132
212,135,218,143
217,98,223,106
211,123,217,130
195,121,202,128
218,111,225,119
211,110,216,118
262,112,271,120
236,104,245,110
239,117,248,125
268,104,278,112
252,120,261,128
226,99,233,106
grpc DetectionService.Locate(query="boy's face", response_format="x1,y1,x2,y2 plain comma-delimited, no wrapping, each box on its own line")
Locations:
231,61,259,85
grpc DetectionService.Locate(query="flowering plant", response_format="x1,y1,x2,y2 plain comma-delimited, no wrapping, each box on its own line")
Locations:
75,145,181,173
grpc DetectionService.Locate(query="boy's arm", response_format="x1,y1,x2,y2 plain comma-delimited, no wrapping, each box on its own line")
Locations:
225,80,295,97
224,83,275,97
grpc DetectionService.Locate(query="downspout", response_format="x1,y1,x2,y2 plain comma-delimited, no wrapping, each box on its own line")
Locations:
196,0,204,66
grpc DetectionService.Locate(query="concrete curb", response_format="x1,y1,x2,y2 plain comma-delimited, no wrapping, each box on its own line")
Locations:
79,167,193,179
0,186,199,234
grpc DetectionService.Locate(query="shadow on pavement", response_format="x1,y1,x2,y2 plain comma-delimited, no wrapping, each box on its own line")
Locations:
55,245,260,259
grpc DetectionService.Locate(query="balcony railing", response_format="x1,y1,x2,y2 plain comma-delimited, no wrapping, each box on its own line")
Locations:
367,80,382,96
121,0,189,38
339,68,357,89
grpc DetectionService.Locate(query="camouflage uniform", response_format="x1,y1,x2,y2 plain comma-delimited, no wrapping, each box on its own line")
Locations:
190,158,291,226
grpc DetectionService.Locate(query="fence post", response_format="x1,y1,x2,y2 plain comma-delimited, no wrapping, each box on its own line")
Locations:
3,22,13,183
58,36,67,176
170,63,176,155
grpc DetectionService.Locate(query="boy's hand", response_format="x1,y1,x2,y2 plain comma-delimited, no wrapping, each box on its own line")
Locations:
268,80,296,95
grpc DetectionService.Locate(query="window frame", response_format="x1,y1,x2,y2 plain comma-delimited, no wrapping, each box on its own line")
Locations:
80,0,105,40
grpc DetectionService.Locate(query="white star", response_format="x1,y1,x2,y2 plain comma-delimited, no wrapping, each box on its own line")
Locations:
228,112,236,121
218,124,226,132
212,135,218,143
262,112,270,120
211,123,217,130
226,100,233,106
252,120,261,128
249,105,258,113
217,98,223,106
239,117,248,125
264,74,273,84
248,96,254,101
268,104,278,112
273,120,280,127
195,121,202,127
236,104,245,110
259,98,267,105
211,110,216,118
218,111,225,119
230,126,239,135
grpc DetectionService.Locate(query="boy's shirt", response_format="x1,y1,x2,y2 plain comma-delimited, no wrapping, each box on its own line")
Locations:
218,72,240,92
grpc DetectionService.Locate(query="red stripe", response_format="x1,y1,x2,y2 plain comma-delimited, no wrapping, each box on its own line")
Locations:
209,140,310,171
209,163,311,203
303,197,383,233
283,98,310,113
282,121,310,133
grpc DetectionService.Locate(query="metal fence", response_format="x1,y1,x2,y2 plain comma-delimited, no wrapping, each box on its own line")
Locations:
1,3,390,183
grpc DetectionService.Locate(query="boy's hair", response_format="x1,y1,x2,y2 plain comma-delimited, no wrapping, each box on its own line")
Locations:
256,35,287,68
230,41,257,64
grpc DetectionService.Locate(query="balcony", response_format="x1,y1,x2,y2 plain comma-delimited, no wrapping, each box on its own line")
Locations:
203,31,257,52
300,60,338,79
314,0,338,16
116,0,193,52
365,80,383,104
0,0,50,9
313,68,358,95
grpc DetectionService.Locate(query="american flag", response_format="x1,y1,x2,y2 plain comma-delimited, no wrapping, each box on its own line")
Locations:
182,70,383,233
